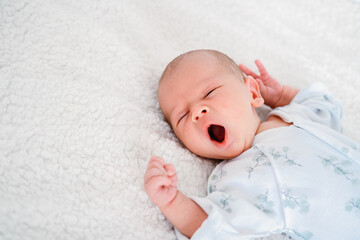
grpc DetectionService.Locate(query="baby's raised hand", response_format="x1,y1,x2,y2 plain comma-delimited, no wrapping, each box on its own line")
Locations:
144,156,178,208
239,60,283,109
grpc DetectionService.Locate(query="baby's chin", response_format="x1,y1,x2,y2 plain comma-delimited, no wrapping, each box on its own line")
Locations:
196,144,243,160
210,151,242,160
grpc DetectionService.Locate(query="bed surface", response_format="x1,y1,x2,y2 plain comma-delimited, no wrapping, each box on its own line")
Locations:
1,0,359,239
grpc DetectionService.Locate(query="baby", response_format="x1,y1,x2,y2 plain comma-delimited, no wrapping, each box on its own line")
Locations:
144,50,360,239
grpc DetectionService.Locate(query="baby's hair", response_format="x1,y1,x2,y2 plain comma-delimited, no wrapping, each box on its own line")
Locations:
159,49,245,84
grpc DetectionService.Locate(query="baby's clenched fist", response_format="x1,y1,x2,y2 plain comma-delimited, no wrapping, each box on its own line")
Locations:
144,156,178,208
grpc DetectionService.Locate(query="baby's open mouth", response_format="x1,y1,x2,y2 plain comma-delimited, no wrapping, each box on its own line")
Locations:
208,124,225,143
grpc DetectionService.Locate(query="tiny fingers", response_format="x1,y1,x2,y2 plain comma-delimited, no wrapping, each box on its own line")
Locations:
239,64,259,78
164,163,177,187
146,175,172,192
146,156,177,180
164,163,176,176
147,161,163,171
255,78,265,88
145,167,164,180
255,60,268,75
150,156,165,165
146,156,165,171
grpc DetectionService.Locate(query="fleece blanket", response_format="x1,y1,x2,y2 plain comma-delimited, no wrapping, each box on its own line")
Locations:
1,0,359,239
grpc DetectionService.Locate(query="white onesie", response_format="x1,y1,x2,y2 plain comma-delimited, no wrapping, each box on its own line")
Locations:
176,83,360,240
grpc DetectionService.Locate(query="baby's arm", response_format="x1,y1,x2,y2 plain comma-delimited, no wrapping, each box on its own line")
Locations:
239,60,299,108
144,156,207,238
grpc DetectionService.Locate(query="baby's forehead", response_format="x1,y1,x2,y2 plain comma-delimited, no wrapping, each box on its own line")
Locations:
163,51,217,77
161,52,233,83
173,51,227,70
160,55,220,88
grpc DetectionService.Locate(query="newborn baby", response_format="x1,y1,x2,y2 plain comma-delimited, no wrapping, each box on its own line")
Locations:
144,49,360,239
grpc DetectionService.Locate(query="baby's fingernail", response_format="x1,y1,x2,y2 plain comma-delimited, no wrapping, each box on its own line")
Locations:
167,170,174,176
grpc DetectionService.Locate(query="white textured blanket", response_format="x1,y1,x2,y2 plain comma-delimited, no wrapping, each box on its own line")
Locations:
1,0,359,239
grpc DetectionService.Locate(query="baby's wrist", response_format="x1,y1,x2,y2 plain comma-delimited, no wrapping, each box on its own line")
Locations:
269,85,284,108
270,85,299,108
159,190,181,212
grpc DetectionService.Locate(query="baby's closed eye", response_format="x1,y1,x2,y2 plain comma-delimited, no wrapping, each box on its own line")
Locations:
177,112,189,126
205,89,216,98
204,85,222,98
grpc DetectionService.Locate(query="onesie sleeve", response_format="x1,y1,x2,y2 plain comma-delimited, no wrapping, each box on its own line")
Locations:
175,194,282,240
174,197,240,240
271,83,343,132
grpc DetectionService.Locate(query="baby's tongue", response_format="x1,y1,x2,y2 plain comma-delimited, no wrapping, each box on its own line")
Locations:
209,125,225,142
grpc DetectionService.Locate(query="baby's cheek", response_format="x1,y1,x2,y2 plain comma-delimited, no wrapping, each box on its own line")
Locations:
218,97,237,111
176,129,193,147
186,136,205,155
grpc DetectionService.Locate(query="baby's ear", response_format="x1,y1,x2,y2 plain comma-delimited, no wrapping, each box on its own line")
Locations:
245,76,264,108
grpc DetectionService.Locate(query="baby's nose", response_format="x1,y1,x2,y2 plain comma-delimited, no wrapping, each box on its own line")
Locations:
192,106,210,122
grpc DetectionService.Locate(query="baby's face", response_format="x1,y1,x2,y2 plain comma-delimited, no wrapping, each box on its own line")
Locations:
158,52,263,159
